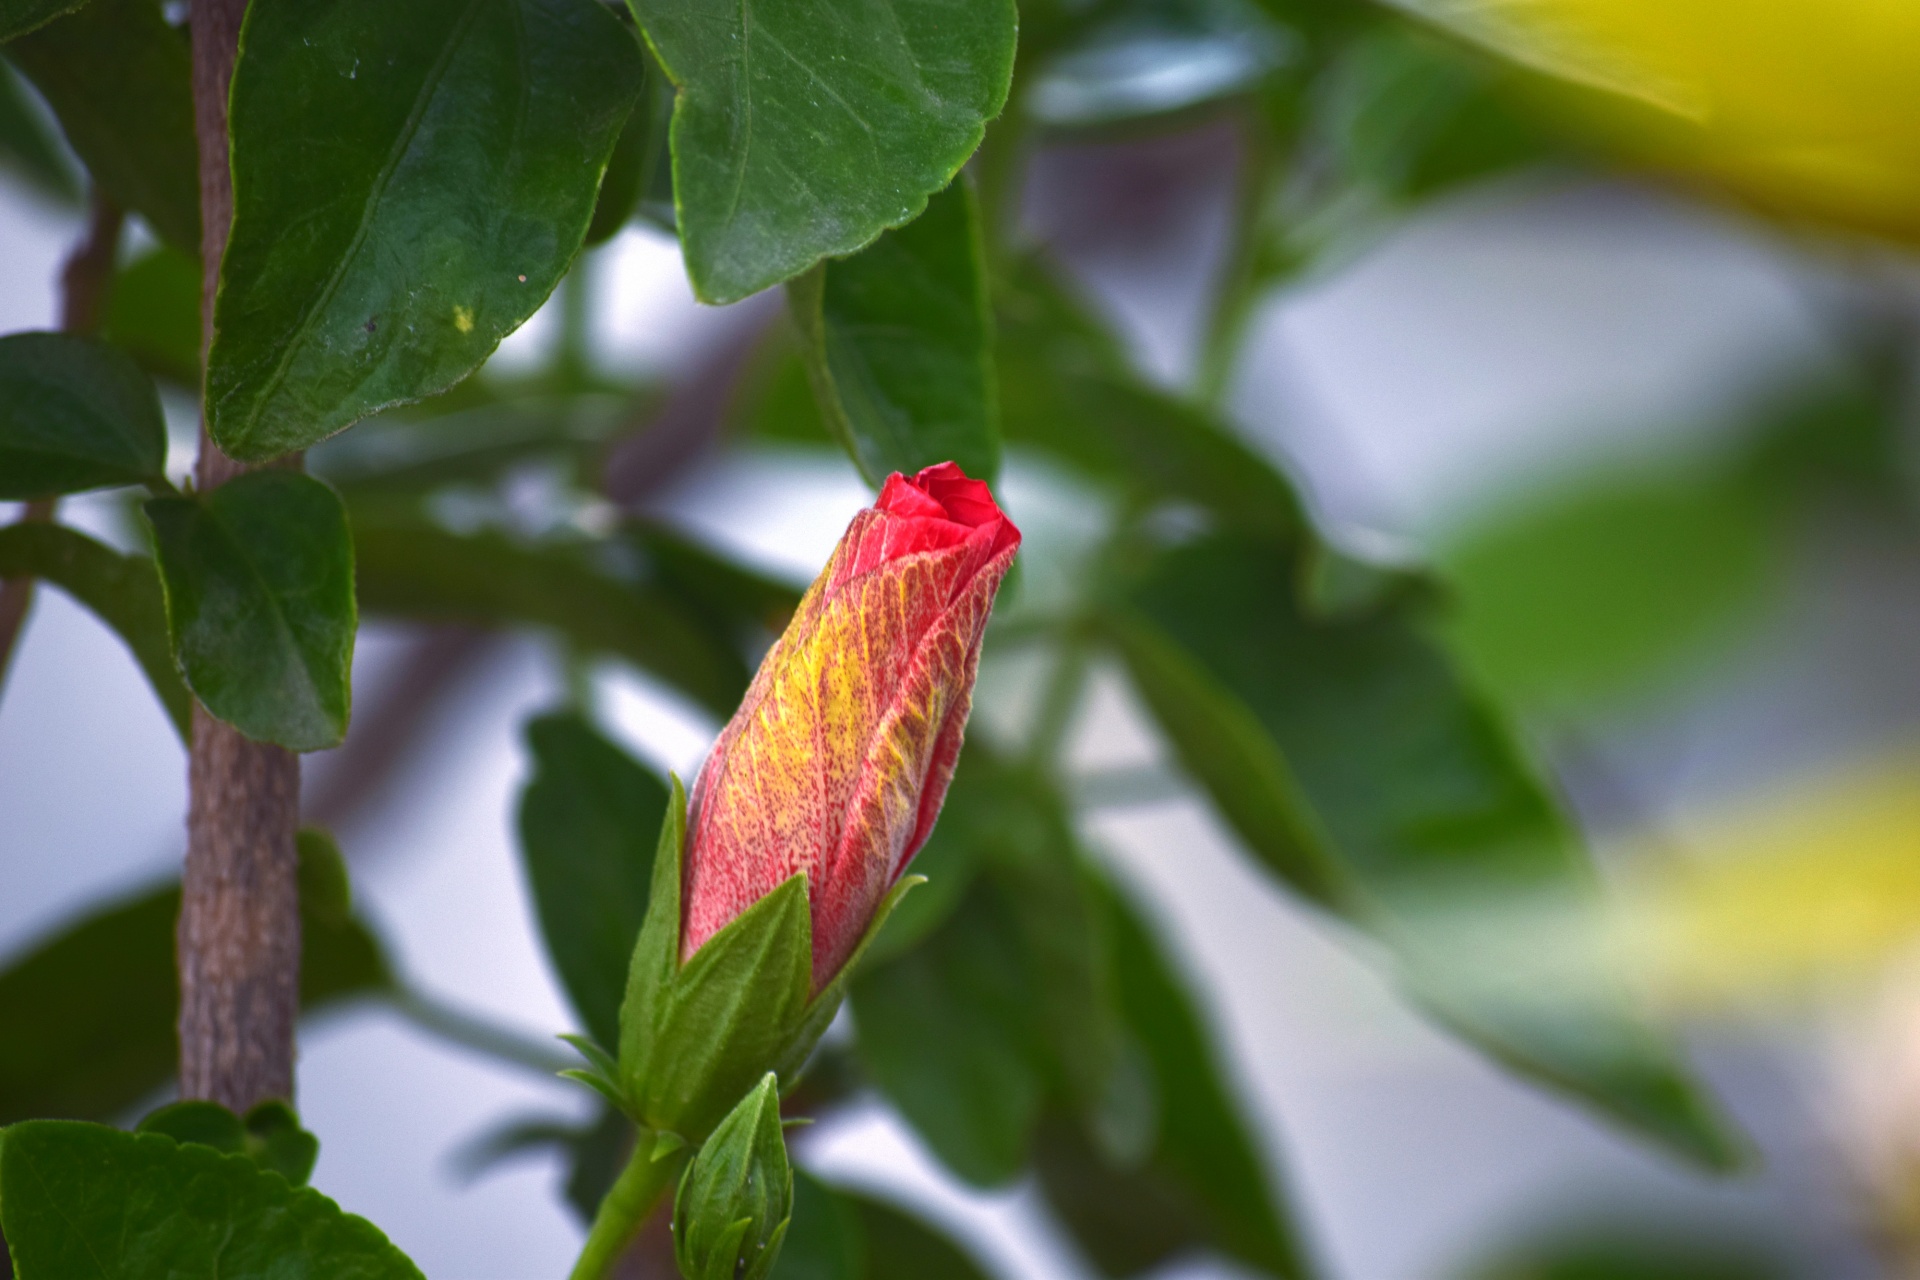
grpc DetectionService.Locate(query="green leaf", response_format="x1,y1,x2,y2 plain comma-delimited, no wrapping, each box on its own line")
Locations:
0,1121,422,1278
1033,871,1311,1278
0,0,83,42
147,471,356,752
207,0,645,461
4,0,198,252
350,507,751,719
996,258,1305,539
133,1100,319,1187
0,61,77,203
586,44,669,246
0,331,167,499
849,1193,991,1280
0,521,190,741
789,178,999,487
1113,532,1744,1169
0,835,390,1127
633,0,1017,304
518,710,670,1051
674,1074,793,1280
102,245,202,386
769,1171,864,1280
852,884,1045,1187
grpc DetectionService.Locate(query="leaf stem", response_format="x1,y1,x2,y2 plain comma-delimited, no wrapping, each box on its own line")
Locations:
569,1136,685,1280
1195,112,1286,410
1026,629,1092,768
385,985,577,1078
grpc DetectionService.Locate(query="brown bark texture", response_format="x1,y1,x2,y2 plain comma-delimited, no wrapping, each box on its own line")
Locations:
178,0,304,1111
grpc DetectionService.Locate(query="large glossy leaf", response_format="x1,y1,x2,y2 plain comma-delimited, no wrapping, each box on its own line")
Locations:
0,832,390,1126
0,1121,422,1278
207,0,645,461
1034,871,1312,1279
632,0,1018,304
1112,532,1743,1169
350,507,751,718
147,471,357,752
0,521,191,740
789,178,998,486
517,710,670,1051
996,259,1305,539
4,0,198,252
0,331,167,499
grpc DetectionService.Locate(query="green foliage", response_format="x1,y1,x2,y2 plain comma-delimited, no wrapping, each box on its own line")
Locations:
207,0,644,460
1115,532,1743,1169
673,1074,794,1280
0,0,83,42
135,1099,321,1187
585,43,670,246
0,521,190,739
147,471,357,752
0,330,166,499
4,0,197,251
518,709,670,1051
790,178,999,486
0,1121,422,1278
769,1173,992,1280
0,62,76,202
102,245,201,385
632,0,1017,304
0,829,390,1127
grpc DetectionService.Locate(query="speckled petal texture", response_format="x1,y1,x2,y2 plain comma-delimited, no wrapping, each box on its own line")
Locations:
680,463,1020,986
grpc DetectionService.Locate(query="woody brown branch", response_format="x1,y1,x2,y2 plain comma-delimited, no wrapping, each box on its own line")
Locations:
178,0,303,1112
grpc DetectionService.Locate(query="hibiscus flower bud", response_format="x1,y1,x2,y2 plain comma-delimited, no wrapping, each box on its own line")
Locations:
681,461,1021,988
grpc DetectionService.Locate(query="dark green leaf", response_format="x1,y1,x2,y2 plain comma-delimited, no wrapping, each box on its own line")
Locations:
769,1171,864,1280
996,259,1304,538
130,1099,319,1187
147,471,356,752
350,506,750,718
586,43,669,246
0,1121,422,1278
1114,532,1744,1169
790,178,999,486
633,0,1017,304
102,245,201,386
0,835,390,1127
0,0,83,42
5,0,197,252
1035,871,1311,1278
518,710,670,1051
849,1193,991,1280
0,62,76,202
135,1100,250,1155
853,884,1044,1186
0,521,190,740
207,0,644,461
0,331,166,499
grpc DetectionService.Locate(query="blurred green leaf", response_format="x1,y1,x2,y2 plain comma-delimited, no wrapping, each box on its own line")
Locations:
5,0,197,252
849,1193,991,1280
1025,0,1298,129
585,40,667,246
853,883,1045,1187
0,521,190,740
790,178,999,487
517,710,669,1051
0,62,75,203
1441,463,1778,711
633,0,1016,304
0,330,166,499
0,1121,421,1278
102,244,201,386
1114,532,1744,1169
1463,1222,1788,1280
350,506,751,718
0,0,83,41
207,0,644,461
0,832,390,1126
1034,870,1311,1278
996,258,1305,538
1317,24,1564,203
147,471,357,752
771,1171,865,1280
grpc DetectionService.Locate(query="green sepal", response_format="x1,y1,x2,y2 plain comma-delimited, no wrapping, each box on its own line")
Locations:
771,873,923,1085
617,774,689,1080
672,1073,794,1280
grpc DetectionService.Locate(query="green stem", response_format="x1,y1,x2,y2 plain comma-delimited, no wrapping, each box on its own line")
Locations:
1195,114,1285,410
386,985,575,1078
569,1139,685,1280
1026,631,1092,768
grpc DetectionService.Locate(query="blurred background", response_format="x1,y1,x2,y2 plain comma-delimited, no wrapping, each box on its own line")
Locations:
8,2,1920,1276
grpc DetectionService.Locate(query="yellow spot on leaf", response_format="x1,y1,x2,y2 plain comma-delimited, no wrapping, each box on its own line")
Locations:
452,306,474,334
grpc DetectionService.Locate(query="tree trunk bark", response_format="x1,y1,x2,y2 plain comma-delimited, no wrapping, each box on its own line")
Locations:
178,0,304,1113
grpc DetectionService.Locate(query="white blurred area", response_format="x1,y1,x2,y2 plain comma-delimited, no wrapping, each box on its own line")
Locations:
0,153,1903,1280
